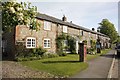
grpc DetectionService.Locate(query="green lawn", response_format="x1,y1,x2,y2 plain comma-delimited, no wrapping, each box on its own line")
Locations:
20,49,111,77
87,49,111,60
20,54,88,77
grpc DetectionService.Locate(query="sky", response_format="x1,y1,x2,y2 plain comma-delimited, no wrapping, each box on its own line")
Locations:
17,0,119,34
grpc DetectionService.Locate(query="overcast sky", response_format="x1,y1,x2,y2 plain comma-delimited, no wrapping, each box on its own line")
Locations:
17,0,119,33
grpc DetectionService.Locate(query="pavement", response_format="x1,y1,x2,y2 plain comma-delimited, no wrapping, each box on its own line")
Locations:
110,52,118,78
71,50,116,78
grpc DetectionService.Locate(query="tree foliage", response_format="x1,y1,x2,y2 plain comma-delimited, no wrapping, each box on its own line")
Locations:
2,1,40,32
98,19,118,43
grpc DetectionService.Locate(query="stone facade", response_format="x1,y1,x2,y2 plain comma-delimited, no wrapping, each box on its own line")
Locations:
2,13,110,57
15,20,57,53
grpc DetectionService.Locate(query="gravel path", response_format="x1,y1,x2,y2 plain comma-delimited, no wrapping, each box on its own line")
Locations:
2,61,55,78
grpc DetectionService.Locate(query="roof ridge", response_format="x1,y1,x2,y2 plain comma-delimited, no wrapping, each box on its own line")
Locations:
36,13,109,38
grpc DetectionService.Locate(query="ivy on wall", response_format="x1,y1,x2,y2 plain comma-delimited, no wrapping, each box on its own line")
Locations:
90,39,96,50
83,40,87,45
56,33,76,54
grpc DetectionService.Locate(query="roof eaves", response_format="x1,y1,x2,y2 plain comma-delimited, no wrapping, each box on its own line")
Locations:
36,13,109,38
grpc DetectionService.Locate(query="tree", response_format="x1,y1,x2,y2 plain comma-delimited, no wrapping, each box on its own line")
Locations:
98,19,118,43
113,35,120,44
2,1,40,32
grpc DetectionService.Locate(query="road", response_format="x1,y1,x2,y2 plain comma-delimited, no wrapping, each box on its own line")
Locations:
72,50,116,78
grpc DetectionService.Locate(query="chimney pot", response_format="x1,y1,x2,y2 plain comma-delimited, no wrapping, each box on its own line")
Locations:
62,15,67,22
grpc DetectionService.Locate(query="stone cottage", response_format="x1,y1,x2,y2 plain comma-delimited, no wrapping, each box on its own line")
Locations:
2,13,110,59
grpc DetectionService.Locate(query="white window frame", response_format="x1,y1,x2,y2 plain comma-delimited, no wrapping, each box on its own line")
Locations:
63,25,68,33
44,21,51,30
26,37,36,48
44,39,51,48
80,30,84,36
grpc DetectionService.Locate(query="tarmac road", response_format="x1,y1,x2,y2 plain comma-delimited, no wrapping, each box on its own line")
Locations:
72,50,115,78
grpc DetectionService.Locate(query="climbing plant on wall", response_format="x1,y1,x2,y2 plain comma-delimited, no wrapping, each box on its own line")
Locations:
56,33,76,54
90,39,96,51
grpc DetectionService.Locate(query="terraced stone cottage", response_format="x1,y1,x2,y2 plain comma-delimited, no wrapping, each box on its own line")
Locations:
2,13,110,59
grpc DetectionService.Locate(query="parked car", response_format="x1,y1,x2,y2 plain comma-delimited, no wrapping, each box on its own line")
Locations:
116,44,120,57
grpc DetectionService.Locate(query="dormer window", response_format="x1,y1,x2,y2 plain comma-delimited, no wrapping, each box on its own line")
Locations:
80,30,84,36
44,21,51,30
63,25,68,33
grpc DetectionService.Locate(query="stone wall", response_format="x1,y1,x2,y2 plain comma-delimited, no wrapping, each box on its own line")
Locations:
15,20,57,53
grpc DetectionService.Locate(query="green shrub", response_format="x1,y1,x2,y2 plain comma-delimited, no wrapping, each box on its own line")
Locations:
71,50,76,54
58,51,67,56
32,47,47,56
15,56,41,62
83,40,87,45
42,53,59,59
87,48,96,55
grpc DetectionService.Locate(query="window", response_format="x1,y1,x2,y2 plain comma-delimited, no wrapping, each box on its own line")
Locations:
44,39,51,48
26,37,36,48
44,21,51,30
63,25,67,33
80,30,84,36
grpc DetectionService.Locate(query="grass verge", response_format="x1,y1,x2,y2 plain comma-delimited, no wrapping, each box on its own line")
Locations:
20,54,88,77
20,49,111,77
87,49,111,60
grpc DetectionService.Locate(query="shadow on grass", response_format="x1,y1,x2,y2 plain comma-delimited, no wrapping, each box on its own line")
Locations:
42,61,82,64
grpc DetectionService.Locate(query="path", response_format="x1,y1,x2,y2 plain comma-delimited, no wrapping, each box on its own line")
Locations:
111,54,118,78
72,50,115,78
2,61,55,78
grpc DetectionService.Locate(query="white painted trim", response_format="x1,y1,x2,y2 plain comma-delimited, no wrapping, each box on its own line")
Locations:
44,38,51,48
26,37,36,48
63,25,68,33
44,21,51,30
76,41,78,54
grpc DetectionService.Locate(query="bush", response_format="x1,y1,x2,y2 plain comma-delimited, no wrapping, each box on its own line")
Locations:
15,46,46,60
71,50,76,54
57,51,67,56
87,48,96,55
15,56,41,62
42,53,59,59
32,47,47,56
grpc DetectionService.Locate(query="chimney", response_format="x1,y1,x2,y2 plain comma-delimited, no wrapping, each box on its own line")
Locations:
92,28,95,31
62,15,67,22
97,29,100,32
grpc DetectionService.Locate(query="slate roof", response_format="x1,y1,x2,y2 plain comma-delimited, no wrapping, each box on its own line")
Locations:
36,13,108,37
